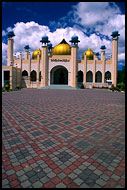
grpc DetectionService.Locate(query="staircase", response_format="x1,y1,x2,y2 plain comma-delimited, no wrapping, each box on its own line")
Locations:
39,85,77,89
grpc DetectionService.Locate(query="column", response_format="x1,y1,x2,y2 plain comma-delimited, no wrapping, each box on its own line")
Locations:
25,50,29,60
83,54,86,88
93,55,96,87
112,39,118,87
28,53,31,88
71,46,78,87
19,53,22,88
101,51,105,87
40,46,48,87
36,52,40,88
10,66,13,89
7,38,14,66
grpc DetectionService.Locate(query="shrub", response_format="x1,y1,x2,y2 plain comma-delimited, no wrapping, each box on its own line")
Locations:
4,81,10,90
110,84,120,92
80,84,84,89
2,87,6,92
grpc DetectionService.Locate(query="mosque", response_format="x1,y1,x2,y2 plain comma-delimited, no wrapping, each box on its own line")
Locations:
2,30,120,89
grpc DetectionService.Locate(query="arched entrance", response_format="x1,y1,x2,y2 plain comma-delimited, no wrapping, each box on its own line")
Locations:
50,66,68,85
86,71,93,82
95,71,102,83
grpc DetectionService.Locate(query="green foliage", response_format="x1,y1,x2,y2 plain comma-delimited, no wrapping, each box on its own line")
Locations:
110,82,125,92
4,81,10,90
117,82,125,91
117,66,125,84
110,85,120,92
2,87,6,92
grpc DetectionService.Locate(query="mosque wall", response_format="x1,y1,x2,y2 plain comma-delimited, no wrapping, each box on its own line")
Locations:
22,63,29,72
96,64,102,72
105,63,112,72
87,63,93,72
78,63,84,72
31,63,37,72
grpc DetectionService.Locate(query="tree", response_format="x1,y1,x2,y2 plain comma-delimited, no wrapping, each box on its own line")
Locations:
117,66,125,84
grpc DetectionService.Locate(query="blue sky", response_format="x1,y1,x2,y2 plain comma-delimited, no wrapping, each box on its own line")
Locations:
2,2,125,70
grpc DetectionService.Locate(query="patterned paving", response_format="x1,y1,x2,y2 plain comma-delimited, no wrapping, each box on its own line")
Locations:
2,88,125,188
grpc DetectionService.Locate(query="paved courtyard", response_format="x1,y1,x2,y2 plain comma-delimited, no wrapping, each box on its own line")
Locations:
2,88,125,188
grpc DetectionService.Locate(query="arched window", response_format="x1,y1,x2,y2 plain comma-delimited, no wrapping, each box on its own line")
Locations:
86,71,93,82
95,71,102,83
22,70,28,76
77,71,83,82
30,70,36,81
105,71,111,80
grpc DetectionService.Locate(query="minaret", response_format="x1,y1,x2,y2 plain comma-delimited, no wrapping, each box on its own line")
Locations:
7,31,15,66
28,52,31,88
111,30,120,87
36,51,40,88
47,42,52,57
24,45,30,60
69,34,80,88
100,45,106,87
83,53,87,88
40,34,50,87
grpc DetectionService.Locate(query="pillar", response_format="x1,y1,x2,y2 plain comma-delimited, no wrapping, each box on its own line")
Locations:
71,46,78,87
40,46,48,87
19,53,22,87
28,53,31,88
112,39,118,87
93,55,96,87
10,66,13,89
101,51,105,87
36,52,40,88
25,50,29,60
7,38,14,66
83,54,87,88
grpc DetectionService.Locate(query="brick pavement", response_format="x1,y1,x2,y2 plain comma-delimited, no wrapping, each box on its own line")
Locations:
2,88,125,188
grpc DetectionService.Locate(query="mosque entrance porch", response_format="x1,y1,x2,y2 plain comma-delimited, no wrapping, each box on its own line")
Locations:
50,66,68,85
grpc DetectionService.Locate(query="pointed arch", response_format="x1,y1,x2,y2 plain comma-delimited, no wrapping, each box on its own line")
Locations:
30,70,36,81
95,71,102,82
86,71,93,82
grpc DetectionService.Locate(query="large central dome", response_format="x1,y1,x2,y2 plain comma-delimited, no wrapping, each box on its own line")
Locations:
52,39,71,55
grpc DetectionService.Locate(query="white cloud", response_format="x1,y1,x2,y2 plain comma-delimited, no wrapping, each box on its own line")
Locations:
2,30,7,36
73,2,120,27
2,43,8,65
2,13,125,65
118,53,125,61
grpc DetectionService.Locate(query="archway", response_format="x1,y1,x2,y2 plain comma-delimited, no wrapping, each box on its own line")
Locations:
30,70,36,81
95,71,102,82
50,66,68,85
86,71,93,82
105,71,111,80
22,70,28,77
77,71,83,82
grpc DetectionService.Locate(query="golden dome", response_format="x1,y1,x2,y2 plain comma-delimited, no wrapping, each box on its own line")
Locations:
52,39,71,55
82,48,94,60
32,48,41,59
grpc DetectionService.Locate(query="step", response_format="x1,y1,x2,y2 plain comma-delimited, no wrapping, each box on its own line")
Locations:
39,85,77,89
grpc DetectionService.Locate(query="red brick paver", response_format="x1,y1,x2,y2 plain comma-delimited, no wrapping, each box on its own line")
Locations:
2,89,125,188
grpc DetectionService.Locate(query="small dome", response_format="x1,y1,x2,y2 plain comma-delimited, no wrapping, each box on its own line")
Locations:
52,39,71,55
47,42,52,48
100,45,106,50
24,45,30,50
71,34,78,40
7,31,15,38
82,48,94,60
32,48,41,59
